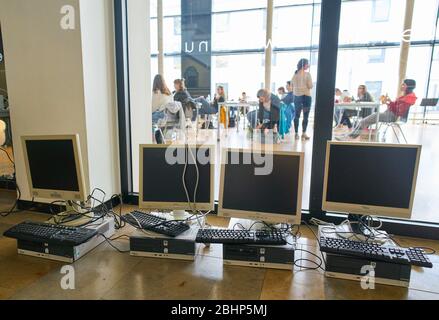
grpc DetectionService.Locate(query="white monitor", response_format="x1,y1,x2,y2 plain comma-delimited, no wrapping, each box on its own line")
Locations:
21,134,87,202
219,148,304,225
322,141,421,219
139,144,215,212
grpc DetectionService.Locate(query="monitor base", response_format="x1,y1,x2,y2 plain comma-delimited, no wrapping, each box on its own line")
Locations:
172,210,187,221
334,214,388,244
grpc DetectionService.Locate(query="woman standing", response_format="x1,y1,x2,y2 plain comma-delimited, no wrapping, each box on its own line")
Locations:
292,58,313,140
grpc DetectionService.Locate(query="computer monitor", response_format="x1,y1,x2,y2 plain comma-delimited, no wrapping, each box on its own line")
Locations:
139,144,215,212
21,134,87,201
322,141,421,219
218,149,304,225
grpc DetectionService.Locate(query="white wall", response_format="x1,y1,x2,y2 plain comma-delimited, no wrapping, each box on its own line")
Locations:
0,0,120,201
79,0,120,197
127,0,152,192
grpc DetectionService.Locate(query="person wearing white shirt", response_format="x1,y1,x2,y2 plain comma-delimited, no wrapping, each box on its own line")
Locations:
152,74,173,123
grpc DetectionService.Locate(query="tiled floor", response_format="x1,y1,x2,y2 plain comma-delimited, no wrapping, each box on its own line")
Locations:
1,191,438,300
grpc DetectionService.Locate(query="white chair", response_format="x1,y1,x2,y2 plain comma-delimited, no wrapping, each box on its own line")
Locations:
153,102,185,144
380,110,410,144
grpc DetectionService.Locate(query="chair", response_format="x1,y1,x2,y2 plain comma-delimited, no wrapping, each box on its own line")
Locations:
153,102,185,144
380,109,410,144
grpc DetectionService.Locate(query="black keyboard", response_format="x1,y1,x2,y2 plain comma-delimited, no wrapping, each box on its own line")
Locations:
319,237,433,268
3,221,98,246
122,211,190,237
195,228,287,245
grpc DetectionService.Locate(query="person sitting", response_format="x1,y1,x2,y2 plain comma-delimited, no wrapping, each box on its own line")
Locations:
281,81,295,106
239,92,248,103
256,89,280,131
152,74,173,123
345,79,417,139
201,85,224,117
338,89,356,129
356,84,374,118
201,85,226,129
278,87,287,100
247,89,281,130
173,78,196,120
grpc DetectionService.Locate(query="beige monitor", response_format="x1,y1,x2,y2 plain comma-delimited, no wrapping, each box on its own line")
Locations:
219,148,304,225
21,134,87,202
322,141,422,219
139,144,215,211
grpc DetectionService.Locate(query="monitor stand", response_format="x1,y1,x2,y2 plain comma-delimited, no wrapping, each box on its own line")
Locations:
172,210,187,221
334,214,387,243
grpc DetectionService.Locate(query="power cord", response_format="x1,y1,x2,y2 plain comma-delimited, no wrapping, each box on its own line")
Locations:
98,233,130,254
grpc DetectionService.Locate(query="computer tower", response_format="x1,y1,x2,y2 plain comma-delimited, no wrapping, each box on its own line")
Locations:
223,241,296,270
318,226,412,288
129,225,199,261
16,217,115,263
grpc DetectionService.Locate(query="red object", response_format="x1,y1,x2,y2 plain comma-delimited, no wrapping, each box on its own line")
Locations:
388,93,417,117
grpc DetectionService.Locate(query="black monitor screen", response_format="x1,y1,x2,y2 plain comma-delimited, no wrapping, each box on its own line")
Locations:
326,144,419,209
25,139,80,192
222,151,301,215
142,146,212,204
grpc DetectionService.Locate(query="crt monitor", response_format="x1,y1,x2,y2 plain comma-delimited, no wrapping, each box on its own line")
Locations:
139,144,215,211
218,149,304,225
21,134,87,201
322,141,421,219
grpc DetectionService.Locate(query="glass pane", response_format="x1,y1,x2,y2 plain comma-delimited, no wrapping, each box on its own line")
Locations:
212,0,267,12
146,0,321,211
212,53,264,100
212,10,266,51
339,0,404,45
273,4,321,48
332,0,439,224
150,0,181,18
411,0,439,41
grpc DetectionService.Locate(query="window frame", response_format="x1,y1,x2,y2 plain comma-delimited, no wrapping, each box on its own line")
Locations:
115,0,439,240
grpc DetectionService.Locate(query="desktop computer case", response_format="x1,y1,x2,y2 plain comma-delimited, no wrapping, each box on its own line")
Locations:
324,252,411,287
223,242,296,270
129,226,198,261
16,217,115,263
318,226,411,287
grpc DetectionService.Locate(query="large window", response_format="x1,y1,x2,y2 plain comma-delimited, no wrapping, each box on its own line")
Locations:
333,0,439,224
116,0,439,238
148,0,322,210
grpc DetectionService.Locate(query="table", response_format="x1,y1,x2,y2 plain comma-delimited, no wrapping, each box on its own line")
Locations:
0,108,12,146
217,101,259,142
335,102,381,141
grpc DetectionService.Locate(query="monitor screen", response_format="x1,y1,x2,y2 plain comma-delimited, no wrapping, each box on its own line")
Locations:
220,150,303,224
140,145,213,210
324,143,421,216
25,139,80,192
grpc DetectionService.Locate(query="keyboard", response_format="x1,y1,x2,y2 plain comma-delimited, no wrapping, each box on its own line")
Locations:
122,211,190,237
3,221,98,246
195,228,287,245
319,237,433,268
